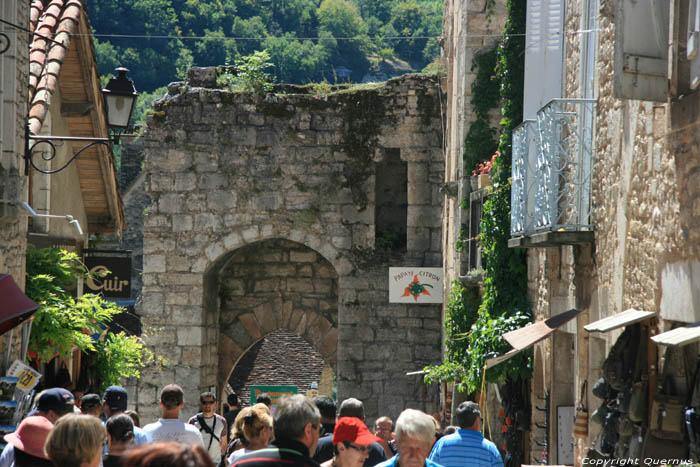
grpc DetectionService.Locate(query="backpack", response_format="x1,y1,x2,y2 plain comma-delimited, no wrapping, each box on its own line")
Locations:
603,324,639,390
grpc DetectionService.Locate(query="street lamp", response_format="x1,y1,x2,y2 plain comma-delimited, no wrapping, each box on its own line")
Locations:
25,67,139,175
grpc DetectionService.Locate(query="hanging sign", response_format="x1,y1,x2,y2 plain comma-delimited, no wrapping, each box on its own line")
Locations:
83,252,131,299
7,361,41,393
389,267,444,303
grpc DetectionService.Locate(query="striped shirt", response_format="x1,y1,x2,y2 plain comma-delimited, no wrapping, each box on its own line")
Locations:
428,429,503,467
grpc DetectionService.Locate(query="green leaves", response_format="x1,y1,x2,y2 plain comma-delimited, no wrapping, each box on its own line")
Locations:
94,333,154,393
425,0,531,396
217,50,275,93
25,246,152,389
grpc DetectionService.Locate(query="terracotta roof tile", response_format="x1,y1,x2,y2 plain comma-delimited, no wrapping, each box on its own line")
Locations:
27,0,82,135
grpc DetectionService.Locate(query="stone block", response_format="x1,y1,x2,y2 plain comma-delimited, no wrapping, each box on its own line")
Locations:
164,292,189,305
207,191,237,211
177,326,203,346
238,313,263,340
172,307,205,325
407,206,442,228
297,265,313,277
205,242,225,262
143,255,166,274
150,174,174,192
158,193,184,214
294,312,310,336
223,231,243,250
287,278,315,293
265,264,296,277
407,227,430,251
408,183,432,205
241,226,260,243
408,162,428,183
195,213,222,231
341,205,373,225
253,192,283,211
287,309,305,332
197,173,229,190
253,302,278,335
255,279,280,293
175,173,197,192
172,215,193,232
319,327,338,358
305,315,332,345
181,346,203,366
278,300,294,329
290,250,317,263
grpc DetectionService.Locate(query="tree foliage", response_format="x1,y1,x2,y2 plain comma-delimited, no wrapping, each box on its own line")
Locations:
25,246,153,389
87,0,443,92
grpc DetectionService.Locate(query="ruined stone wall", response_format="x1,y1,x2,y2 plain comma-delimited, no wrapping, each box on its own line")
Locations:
136,73,445,422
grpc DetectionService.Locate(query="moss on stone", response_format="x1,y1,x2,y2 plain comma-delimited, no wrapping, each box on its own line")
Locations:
336,86,395,211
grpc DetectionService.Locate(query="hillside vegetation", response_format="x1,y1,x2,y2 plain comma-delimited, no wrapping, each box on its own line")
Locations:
87,0,443,93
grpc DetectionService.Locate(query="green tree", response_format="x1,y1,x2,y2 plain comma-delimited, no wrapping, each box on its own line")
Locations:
318,0,371,78
232,16,268,57
264,36,329,83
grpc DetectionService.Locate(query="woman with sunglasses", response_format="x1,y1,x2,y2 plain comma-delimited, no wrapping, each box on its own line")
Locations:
322,417,382,467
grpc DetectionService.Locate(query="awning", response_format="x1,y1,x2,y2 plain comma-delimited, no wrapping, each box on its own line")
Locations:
485,308,583,369
651,323,700,346
0,274,39,335
583,308,657,333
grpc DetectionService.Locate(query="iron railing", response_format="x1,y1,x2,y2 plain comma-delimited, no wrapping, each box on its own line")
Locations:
510,99,596,237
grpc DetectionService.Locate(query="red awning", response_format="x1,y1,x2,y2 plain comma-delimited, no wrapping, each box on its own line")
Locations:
0,274,39,335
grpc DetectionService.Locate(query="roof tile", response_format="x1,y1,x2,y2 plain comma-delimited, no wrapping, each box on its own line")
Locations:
27,0,82,135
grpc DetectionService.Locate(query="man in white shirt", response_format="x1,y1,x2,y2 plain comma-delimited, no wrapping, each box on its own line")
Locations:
143,384,204,446
188,391,228,465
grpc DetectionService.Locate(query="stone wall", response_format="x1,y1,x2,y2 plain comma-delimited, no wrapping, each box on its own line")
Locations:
0,0,30,370
136,72,445,423
0,0,29,286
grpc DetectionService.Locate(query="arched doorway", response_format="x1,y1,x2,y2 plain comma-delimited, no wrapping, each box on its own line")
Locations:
216,239,338,397
227,329,334,405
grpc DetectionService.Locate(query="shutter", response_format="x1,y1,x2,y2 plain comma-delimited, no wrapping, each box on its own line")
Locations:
613,0,670,101
523,0,565,120
688,0,700,89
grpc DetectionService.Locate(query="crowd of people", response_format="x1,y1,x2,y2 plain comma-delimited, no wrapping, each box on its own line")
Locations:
0,384,505,467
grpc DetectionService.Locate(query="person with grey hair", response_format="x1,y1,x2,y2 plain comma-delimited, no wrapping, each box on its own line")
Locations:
374,409,442,467
231,394,321,467
314,398,386,467
427,402,502,467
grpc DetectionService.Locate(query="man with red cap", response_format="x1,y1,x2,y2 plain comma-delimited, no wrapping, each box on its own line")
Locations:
321,417,383,467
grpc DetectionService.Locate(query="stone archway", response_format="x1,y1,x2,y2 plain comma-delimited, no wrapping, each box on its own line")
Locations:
215,239,338,396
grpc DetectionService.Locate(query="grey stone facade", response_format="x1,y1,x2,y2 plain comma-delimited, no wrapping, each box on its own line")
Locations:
135,72,446,422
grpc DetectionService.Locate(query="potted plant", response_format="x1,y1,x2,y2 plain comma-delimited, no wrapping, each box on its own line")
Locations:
473,152,498,189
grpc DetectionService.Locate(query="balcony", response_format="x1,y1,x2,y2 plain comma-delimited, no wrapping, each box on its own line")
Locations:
509,99,596,248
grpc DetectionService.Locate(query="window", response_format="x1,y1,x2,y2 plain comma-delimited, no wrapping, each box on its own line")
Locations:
375,148,407,251
613,0,669,101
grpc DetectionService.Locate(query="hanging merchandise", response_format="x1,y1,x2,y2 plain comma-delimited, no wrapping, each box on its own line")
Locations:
574,380,588,438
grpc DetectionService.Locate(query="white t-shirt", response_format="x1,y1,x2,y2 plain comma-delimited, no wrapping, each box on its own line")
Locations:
142,419,204,446
187,413,227,465
227,448,256,466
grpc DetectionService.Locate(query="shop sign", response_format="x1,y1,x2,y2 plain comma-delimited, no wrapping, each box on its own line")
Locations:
250,385,297,406
84,253,131,299
7,360,41,393
389,267,444,303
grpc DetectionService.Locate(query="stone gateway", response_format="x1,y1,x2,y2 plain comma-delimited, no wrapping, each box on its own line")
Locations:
136,71,446,422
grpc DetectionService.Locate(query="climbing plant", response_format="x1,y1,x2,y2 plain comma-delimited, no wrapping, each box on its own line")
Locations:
425,0,530,394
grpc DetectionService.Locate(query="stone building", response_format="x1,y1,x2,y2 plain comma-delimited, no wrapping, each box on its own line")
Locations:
442,0,700,465
135,72,446,422
506,0,700,464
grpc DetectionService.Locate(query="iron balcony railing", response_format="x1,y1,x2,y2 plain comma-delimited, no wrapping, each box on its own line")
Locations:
510,98,596,237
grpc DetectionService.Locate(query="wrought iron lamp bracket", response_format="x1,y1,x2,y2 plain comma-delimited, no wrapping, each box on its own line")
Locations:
25,133,111,175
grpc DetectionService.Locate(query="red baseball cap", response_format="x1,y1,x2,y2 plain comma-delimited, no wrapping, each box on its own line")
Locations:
332,417,382,446
4,415,53,459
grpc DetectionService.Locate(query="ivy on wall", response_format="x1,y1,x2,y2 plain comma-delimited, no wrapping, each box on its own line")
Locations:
426,0,531,394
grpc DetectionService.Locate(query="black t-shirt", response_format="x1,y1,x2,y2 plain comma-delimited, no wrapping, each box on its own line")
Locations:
224,408,241,430
15,448,54,467
103,454,123,467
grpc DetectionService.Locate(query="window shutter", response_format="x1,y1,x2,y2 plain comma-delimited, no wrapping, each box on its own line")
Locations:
523,0,565,121
688,0,700,89
613,0,670,101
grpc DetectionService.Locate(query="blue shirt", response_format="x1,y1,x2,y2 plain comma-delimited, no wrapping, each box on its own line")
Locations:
375,454,443,467
428,429,503,467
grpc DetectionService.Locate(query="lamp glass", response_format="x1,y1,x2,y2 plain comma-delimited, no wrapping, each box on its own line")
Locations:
105,93,136,129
